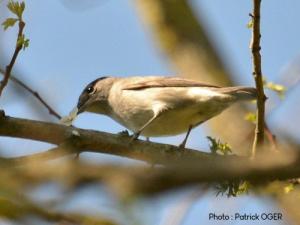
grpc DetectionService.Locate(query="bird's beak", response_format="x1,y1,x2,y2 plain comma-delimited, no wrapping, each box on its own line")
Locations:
76,106,84,115
76,95,89,115
76,101,87,115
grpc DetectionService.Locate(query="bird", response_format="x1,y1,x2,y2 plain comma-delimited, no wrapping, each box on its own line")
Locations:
75,76,257,148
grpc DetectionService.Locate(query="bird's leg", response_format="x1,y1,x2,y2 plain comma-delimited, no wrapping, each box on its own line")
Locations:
179,125,193,149
179,121,204,148
131,113,160,141
132,131,141,140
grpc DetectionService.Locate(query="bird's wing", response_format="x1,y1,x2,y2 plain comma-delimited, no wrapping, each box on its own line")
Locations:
122,77,220,90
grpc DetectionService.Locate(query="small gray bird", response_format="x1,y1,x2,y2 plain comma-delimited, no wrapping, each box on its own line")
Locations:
76,76,257,147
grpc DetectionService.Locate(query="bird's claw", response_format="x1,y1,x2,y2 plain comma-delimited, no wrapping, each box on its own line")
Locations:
130,132,141,142
178,140,187,149
117,130,130,137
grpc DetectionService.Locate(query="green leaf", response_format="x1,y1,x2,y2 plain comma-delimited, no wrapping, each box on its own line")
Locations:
207,136,232,155
284,183,294,194
17,1,25,19
7,1,25,19
263,77,287,99
236,181,251,195
7,1,16,14
17,34,25,47
16,34,29,50
208,139,250,198
17,34,29,50
22,38,29,50
244,112,256,124
247,19,253,29
2,18,18,30
20,2,25,15
215,180,250,197
7,1,19,16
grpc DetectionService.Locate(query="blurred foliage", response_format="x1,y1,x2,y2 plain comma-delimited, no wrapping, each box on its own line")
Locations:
17,34,29,49
207,137,250,197
247,18,254,29
2,1,25,28
284,183,294,194
207,136,232,155
7,0,25,19
216,181,250,197
245,77,286,124
263,77,287,99
244,112,256,124
2,17,18,30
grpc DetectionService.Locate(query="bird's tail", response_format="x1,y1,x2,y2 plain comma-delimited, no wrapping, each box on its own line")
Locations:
219,86,258,101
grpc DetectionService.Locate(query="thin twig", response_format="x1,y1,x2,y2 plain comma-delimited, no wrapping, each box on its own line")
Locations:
0,140,77,167
241,123,277,153
264,124,277,151
0,21,25,96
250,0,266,157
0,68,62,119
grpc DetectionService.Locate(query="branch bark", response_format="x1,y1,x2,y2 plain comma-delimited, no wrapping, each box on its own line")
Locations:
250,0,266,157
4,150,299,196
0,21,25,96
0,110,213,165
1,111,299,197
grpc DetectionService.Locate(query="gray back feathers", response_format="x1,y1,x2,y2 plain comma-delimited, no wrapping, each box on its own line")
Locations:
218,86,257,100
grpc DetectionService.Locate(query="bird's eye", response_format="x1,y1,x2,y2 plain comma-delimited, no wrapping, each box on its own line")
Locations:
86,86,94,94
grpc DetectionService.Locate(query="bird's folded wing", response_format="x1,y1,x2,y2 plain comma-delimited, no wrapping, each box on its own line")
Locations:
122,77,220,90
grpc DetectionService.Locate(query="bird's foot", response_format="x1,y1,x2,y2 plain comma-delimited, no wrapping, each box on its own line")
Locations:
178,125,193,149
130,131,141,142
178,140,187,149
117,130,130,137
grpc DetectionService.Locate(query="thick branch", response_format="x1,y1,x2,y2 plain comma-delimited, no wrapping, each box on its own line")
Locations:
0,110,213,164
5,151,300,196
250,0,266,156
0,111,299,196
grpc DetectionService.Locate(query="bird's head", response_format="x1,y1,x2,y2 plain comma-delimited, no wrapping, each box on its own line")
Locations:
76,77,115,115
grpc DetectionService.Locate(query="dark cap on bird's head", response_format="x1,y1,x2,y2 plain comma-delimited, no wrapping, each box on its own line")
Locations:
76,77,111,114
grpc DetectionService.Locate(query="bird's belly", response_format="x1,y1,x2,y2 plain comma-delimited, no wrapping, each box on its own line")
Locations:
111,103,227,137
140,108,207,137
109,87,231,137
